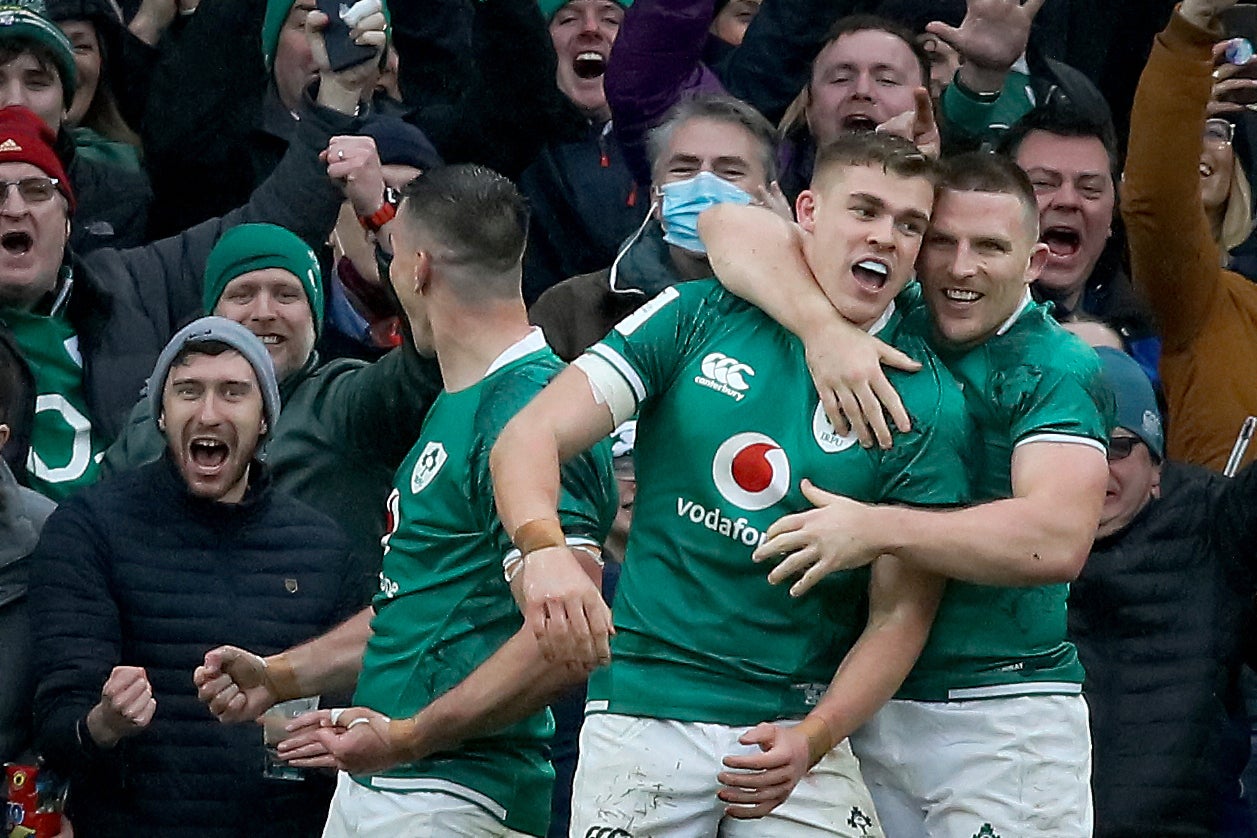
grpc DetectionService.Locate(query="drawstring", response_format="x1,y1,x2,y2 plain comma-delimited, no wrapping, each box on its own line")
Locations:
608,200,658,294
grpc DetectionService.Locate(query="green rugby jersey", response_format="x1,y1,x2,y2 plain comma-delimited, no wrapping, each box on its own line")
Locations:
897,290,1113,701
3,307,103,500
583,280,968,726
351,330,616,837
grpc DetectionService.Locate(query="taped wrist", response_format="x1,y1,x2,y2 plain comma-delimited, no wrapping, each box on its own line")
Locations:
262,654,303,702
795,715,838,768
387,717,422,763
513,518,566,558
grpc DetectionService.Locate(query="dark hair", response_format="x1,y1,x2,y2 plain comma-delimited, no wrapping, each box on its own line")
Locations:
0,331,35,475
998,102,1121,179
648,94,779,184
812,130,938,186
815,14,931,90
0,40,63,87
398,164,529,275
938,150,1039,231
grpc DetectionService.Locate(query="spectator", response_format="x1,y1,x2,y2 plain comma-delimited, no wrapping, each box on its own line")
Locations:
322,114,441,362
530,94,780,361
140,0,391,237
0,329,54,763
31,317,370,836
601,0,809,188
776,15,932,202
0,0,150,251
708,0,760,48
194,165,616,837
0,13,381,502
103,221,442,580
1000,102,1160,377
1070,346,1257,837
1122,0,1257,471
518,0,647,305
493,132,965,835
47,0,146,164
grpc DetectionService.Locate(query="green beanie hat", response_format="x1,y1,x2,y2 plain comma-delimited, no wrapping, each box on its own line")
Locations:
203,223,324,336
262,0,392,72
537,0,633,22
0,0,76,104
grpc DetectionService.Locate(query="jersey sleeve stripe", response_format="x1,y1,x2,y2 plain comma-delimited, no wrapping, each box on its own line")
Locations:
576,349,642,420
1014,433,1108,455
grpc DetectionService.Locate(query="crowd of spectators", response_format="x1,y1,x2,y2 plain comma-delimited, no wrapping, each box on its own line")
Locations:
3,0,1257,833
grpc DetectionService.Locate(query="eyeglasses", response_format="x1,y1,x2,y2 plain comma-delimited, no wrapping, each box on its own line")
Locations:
0,176,61,204
1106,436,1140,461
1204,118,1235,148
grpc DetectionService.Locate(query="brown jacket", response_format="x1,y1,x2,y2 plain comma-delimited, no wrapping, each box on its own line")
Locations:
1123,11,1257,471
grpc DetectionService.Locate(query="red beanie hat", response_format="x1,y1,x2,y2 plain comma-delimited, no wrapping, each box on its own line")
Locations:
0,106,74,212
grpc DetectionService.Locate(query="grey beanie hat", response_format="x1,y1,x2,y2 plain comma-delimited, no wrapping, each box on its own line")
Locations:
149,317,281,434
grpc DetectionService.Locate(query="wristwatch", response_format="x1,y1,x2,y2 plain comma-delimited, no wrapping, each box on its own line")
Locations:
358,186,400,233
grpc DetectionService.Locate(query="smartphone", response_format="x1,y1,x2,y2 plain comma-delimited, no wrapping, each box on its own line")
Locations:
316,0,378,73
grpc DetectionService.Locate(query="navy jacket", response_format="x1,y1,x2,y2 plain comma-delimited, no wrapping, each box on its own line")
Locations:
1070,461,1257,837
32,456,372,837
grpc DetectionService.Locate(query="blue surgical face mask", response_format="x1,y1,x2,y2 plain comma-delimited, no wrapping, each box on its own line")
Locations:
658,171,754,255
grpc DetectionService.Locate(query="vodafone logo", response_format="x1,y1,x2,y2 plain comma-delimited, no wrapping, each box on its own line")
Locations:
695,352,754,401
712,432,791,511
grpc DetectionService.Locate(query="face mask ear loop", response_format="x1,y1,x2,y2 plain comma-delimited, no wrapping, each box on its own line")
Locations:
609,198,660,295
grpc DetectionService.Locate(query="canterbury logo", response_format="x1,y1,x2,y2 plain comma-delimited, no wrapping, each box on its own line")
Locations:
585,829,632,838
695,352,754,400
0,138,21,153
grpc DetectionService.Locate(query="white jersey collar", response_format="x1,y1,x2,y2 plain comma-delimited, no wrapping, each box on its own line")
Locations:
484,327,547,378
994,289,1034,337
867,300,896,338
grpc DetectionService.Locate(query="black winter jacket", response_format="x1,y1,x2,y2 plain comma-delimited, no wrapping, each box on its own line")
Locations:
31,455,371,837
1069,461,1257,838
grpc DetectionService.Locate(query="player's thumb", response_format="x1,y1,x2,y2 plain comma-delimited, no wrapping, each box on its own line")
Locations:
800,478,836,506
739,722,777,751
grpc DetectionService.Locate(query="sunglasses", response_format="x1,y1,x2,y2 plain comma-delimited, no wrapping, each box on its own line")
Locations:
1106,436,1140,461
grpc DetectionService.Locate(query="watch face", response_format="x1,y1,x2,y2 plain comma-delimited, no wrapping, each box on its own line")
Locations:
384,186,401,207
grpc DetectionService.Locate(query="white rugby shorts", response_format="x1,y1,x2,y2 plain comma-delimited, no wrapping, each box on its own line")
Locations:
569,712,884,838
850,694,1093,838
